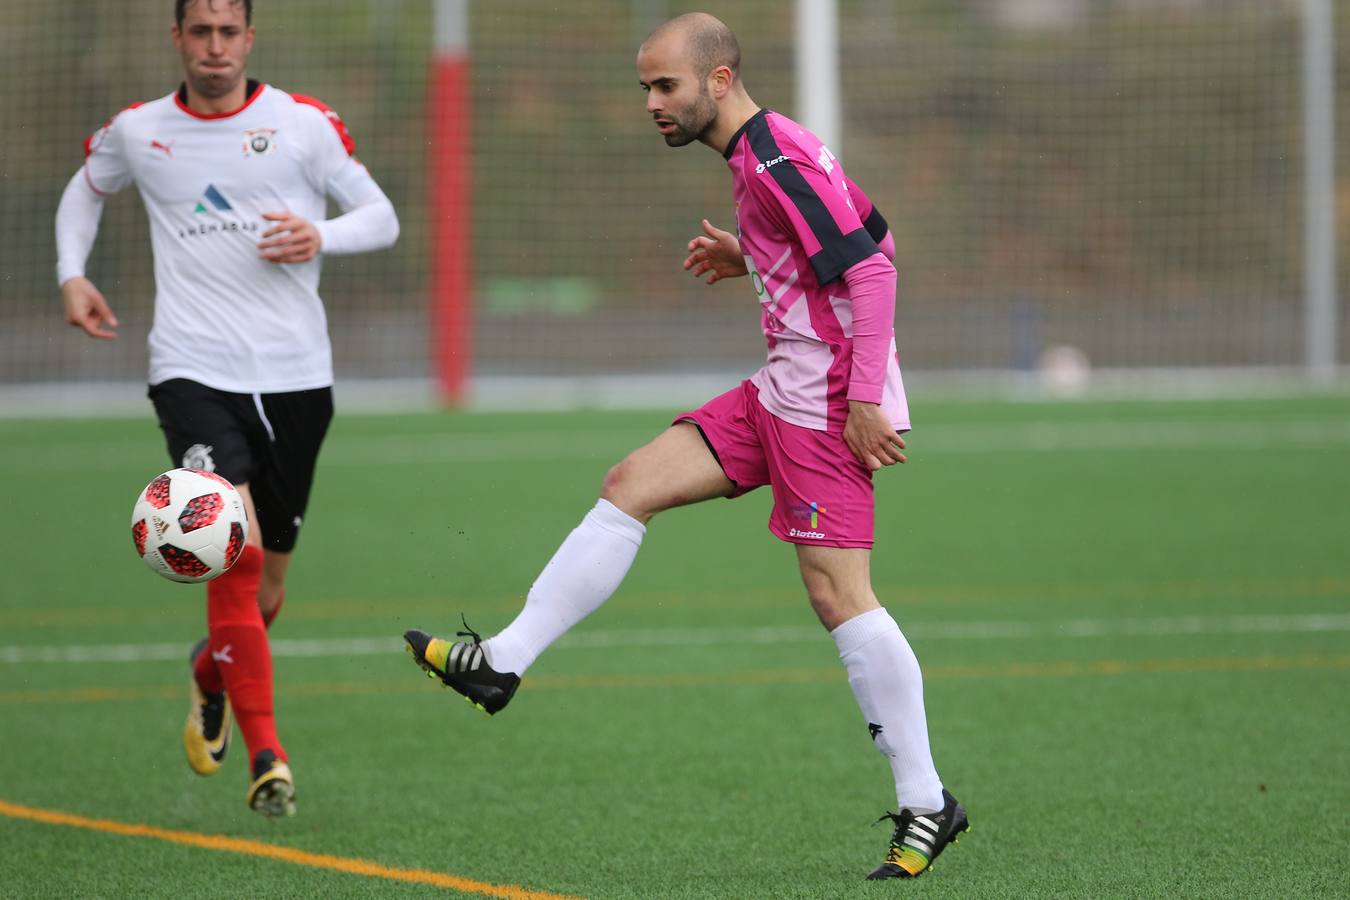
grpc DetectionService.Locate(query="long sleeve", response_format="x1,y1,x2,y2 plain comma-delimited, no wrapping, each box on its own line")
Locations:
842,252,898,404
314,192,400,256
54,168,106,286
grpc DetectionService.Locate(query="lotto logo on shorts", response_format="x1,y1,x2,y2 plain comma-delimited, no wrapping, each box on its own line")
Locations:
788,501,827,538
788,528,827,540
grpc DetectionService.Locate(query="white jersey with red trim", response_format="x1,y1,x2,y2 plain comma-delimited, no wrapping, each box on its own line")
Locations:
81,82,387,393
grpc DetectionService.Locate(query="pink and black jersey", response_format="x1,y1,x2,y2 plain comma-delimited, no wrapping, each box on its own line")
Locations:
725,109,909,433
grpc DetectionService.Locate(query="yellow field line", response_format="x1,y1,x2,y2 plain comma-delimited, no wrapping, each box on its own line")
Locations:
3,654,1347,707
0,799,581,899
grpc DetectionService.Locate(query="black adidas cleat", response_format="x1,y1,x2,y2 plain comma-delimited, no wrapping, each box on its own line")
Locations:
246,749,296,818
403,618,520,715
184,638,231,776
866,788,969,880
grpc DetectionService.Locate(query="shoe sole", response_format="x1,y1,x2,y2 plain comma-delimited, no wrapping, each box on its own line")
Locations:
247,769,296,818
404,641,493,716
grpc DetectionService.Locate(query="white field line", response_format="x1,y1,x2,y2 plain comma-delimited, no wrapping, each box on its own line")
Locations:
4,419,1350,473
2,613,1347,665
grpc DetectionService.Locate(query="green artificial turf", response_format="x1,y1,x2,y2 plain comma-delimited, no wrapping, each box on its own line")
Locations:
1,394,1347,898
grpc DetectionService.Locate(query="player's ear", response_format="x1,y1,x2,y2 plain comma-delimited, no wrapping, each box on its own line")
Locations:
709,65,734,100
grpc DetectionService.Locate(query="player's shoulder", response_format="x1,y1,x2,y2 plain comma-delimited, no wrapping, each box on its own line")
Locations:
762,112,828,162
269,87,356,155
83,93,175,156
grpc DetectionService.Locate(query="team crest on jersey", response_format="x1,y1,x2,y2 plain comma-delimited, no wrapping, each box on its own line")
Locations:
182,444,217,472
243,127,277,157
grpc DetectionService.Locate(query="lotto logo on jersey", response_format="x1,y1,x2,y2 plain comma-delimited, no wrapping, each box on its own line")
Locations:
243,128,277,157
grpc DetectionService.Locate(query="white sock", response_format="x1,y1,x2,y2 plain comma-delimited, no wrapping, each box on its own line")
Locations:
831,606,945,814
482,499,645,676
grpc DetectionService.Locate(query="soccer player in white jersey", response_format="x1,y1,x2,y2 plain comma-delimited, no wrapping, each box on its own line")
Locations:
404,12,967,880
54,0,399,818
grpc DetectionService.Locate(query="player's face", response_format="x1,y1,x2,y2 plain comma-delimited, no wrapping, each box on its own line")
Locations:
638,38,718,148
172,0,255,99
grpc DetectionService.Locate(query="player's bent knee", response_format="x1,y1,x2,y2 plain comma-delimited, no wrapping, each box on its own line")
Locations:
600,456,653,521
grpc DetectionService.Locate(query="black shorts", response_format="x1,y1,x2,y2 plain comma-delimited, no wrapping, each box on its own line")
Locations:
148,379,334,553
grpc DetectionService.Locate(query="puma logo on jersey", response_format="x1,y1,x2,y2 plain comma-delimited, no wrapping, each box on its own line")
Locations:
150,139,174,158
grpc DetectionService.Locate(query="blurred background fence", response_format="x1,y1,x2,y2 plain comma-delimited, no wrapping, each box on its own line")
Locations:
1,0,1345,409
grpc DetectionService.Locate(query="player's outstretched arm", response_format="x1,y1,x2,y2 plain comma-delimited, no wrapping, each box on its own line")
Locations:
683,218,747,284
61,277,119,340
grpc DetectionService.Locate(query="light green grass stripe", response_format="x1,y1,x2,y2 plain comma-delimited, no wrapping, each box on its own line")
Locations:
3,654,1345,706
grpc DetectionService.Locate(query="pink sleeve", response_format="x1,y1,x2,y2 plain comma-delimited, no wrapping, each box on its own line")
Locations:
842,252,897,404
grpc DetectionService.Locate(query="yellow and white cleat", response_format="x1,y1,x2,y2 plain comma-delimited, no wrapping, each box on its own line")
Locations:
183,641,231,776
246,750,296,818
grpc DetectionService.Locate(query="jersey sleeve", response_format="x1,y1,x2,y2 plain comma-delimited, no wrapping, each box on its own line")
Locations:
292,95,384,211
82,104,140,195
749,152,881,286
844,175,890,246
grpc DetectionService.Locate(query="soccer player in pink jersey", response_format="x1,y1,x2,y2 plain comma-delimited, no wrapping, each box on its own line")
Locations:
404,12,967,879
56,0,399,818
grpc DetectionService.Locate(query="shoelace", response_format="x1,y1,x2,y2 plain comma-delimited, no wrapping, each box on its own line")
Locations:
456,612,484,645
874,810,914,851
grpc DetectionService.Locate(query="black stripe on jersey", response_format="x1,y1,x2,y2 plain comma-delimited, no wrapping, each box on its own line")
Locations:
744,113,880,285
863,205,889,244
723,108,768,160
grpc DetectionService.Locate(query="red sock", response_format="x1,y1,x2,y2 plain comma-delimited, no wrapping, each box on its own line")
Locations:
194,589,284,693
206,544,285,763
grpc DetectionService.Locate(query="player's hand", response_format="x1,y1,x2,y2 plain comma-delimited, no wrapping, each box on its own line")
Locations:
843,400,907,471
683,219,747,284
258,212,321,264
61,277,119,340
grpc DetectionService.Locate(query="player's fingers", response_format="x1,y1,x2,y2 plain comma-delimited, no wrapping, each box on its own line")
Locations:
91,295,118,328
702,218,724,238
261,211,289,221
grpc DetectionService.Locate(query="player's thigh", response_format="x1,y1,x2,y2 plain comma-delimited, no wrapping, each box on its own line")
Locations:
601,421,735,521
249,387,334,554
147,379,263,486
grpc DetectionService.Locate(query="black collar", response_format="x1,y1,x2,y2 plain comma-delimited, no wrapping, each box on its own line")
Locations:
176,78,262,108
723,108,769,160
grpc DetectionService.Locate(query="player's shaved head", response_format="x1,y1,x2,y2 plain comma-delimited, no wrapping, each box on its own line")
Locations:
176,0,252,28
642,12,740,81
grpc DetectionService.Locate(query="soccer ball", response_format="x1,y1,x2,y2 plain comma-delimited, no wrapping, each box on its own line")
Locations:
131,468,249,583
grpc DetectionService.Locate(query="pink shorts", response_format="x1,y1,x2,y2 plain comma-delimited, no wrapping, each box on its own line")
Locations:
674,380,875,548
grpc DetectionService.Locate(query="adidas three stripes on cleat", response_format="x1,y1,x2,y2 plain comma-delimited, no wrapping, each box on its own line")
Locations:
403,619,520,715
867,788,969,880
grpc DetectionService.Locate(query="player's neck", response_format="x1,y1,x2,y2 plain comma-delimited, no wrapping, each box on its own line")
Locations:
701,95,762,156
182,78,251,116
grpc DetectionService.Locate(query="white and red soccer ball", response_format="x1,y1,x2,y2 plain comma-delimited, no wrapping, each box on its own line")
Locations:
131,468,249,583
